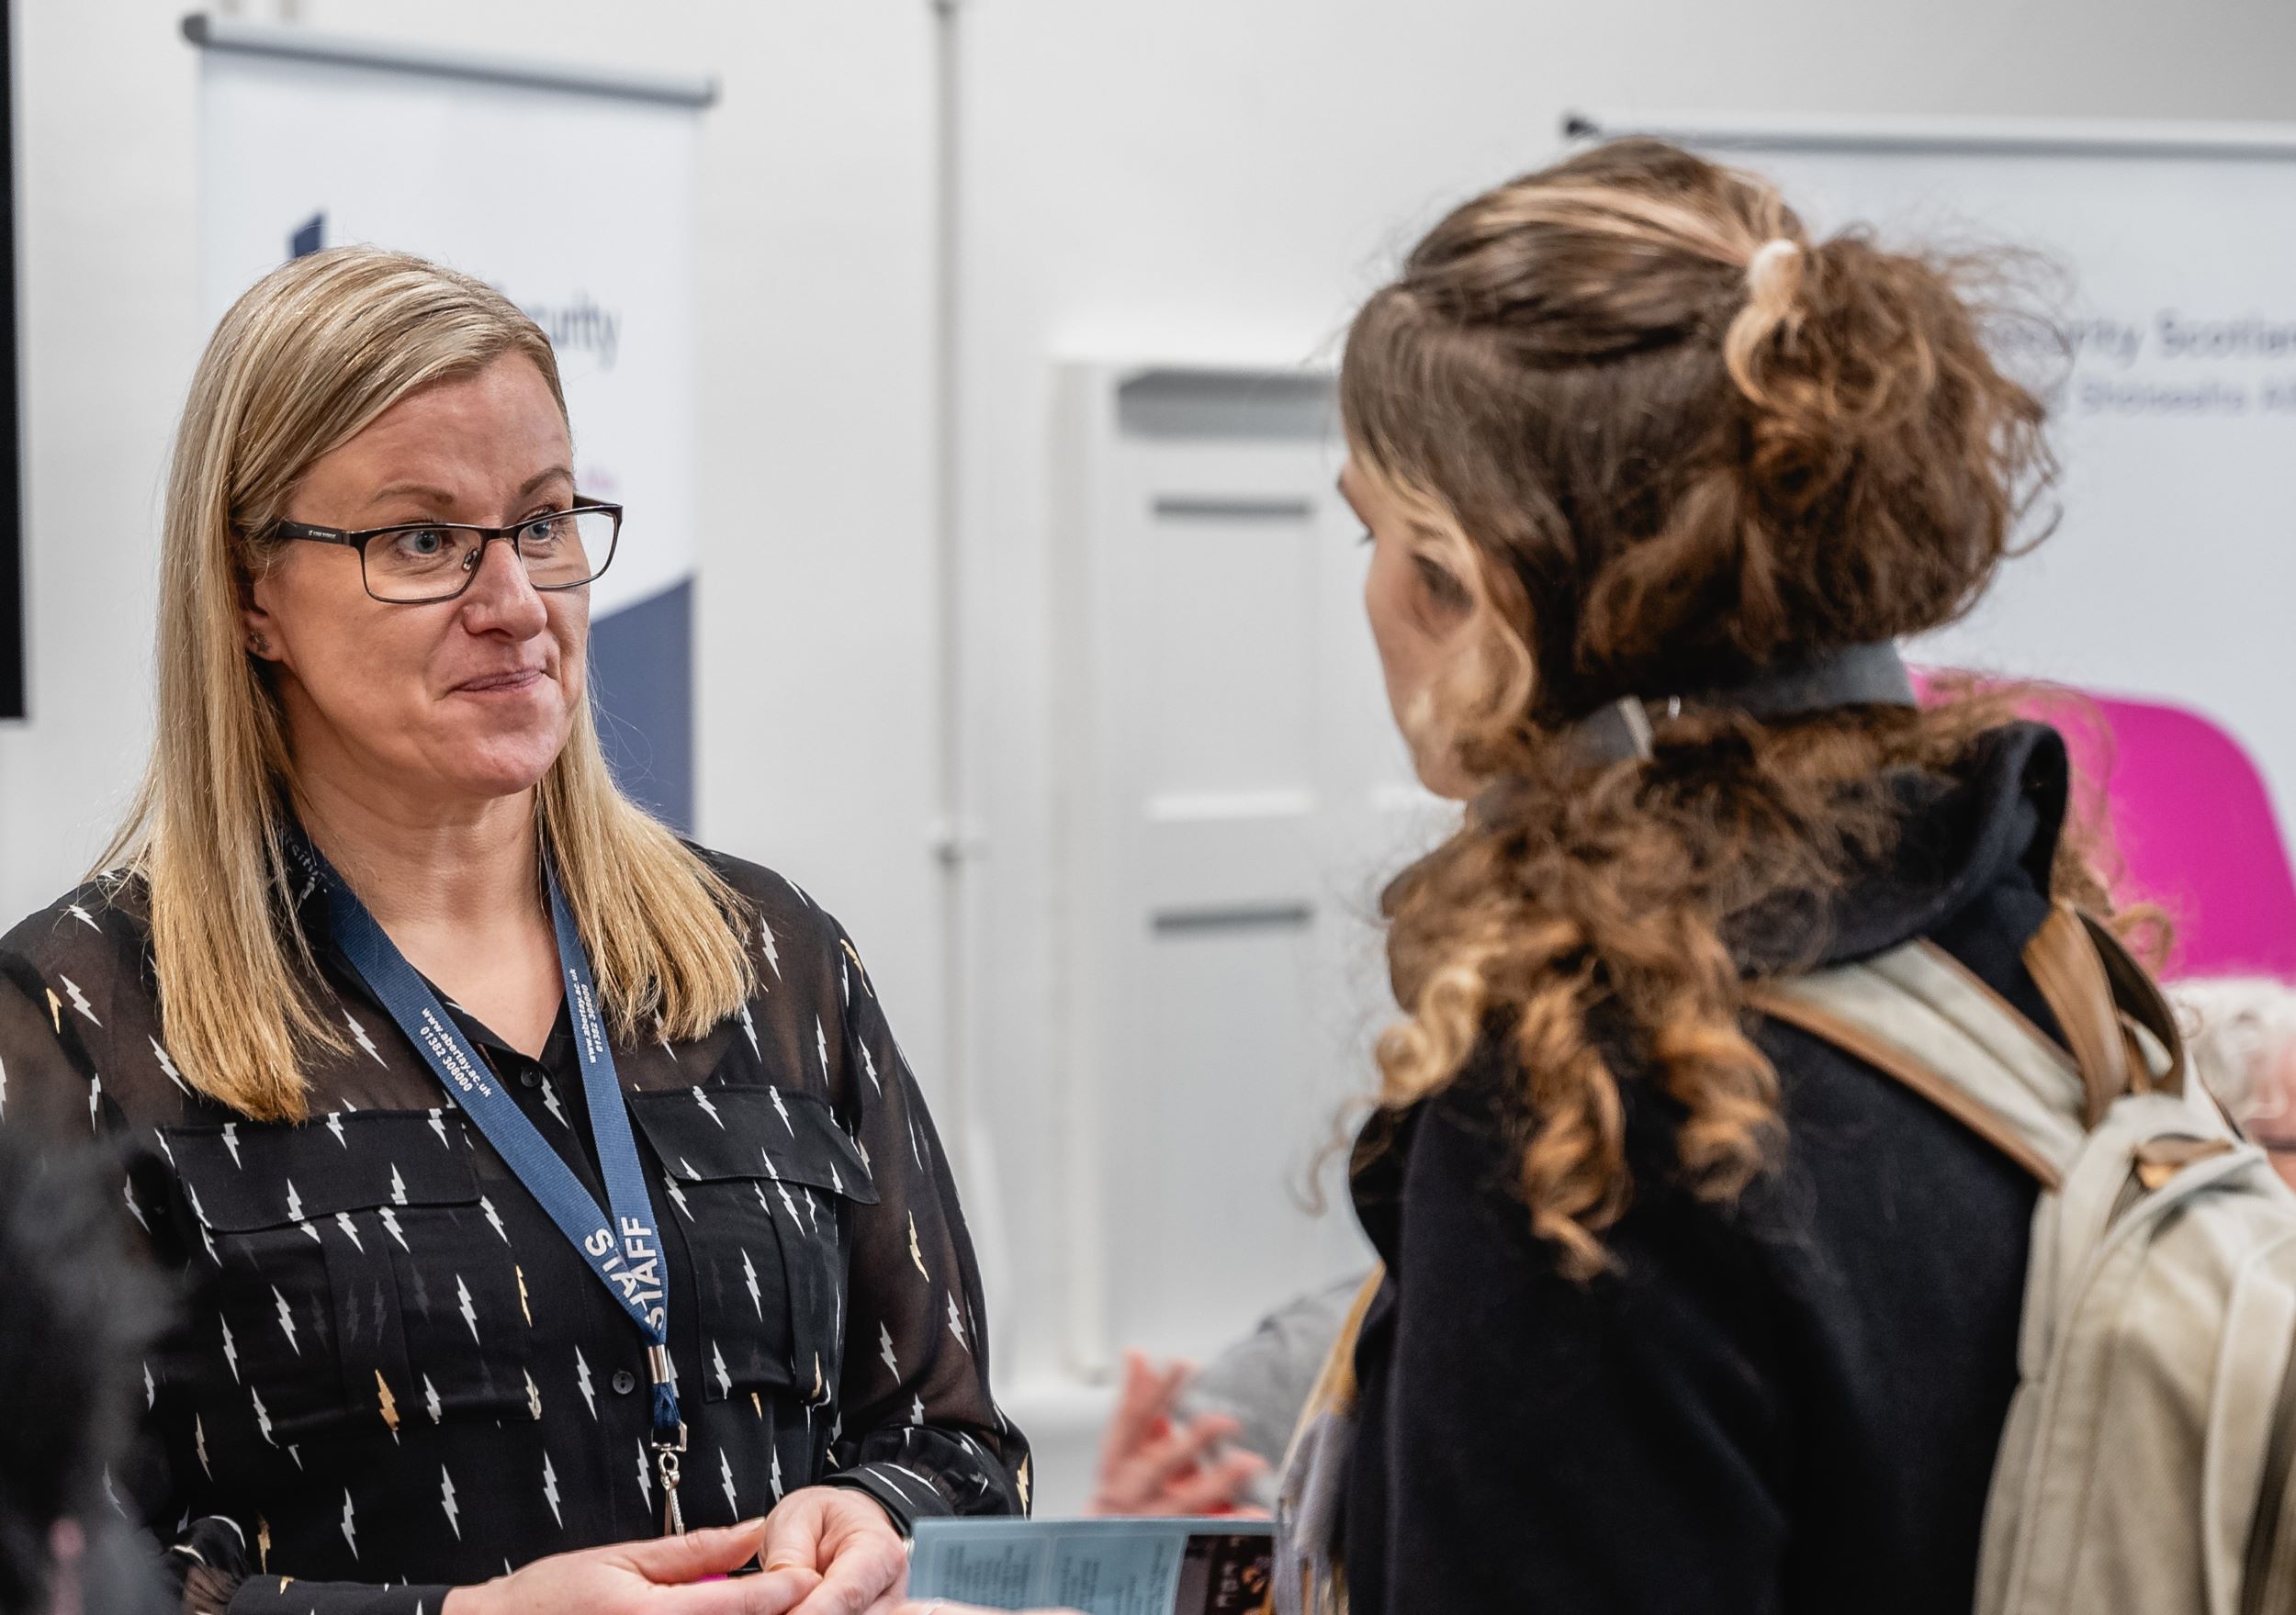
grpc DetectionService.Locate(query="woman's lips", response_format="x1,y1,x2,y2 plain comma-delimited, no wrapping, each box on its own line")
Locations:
455,668,546,694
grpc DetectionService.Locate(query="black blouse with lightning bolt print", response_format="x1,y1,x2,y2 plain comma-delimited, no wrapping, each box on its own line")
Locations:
0,848,1029,1615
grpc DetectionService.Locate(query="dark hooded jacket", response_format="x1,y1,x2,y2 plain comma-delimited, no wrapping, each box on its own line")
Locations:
1342,723,2075,1613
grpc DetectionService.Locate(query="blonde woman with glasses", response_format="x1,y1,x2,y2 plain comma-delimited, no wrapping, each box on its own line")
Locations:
0,247,1025,1615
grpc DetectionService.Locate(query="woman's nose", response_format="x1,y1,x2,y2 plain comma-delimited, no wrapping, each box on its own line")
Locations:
458,536,550,630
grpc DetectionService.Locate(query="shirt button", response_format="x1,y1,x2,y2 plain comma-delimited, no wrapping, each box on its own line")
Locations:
611,1370,638,1396
519,1069,543,1091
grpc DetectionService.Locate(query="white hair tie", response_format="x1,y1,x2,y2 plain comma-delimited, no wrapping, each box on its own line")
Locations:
1746,238,1803,298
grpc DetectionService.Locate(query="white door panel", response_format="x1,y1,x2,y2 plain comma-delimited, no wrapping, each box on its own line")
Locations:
1052,364,1448,1373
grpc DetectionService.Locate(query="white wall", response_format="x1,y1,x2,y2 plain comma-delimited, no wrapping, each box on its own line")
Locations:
10,0,2296,1516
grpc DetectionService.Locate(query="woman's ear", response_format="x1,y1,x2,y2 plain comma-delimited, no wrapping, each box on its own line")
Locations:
242,565,282,663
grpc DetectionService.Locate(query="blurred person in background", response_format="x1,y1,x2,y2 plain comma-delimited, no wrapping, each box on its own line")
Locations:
0,247,1025,1615
0,1129,174,1615
2176,977,2296,1188
1273,135,2135,1613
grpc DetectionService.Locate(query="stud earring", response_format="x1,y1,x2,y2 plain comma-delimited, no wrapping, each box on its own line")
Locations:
248,634,270,656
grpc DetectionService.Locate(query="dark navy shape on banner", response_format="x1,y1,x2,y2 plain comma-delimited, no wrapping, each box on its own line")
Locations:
591,577,694,834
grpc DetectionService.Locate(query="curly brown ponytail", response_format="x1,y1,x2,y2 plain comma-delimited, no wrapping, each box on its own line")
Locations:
1345,138,2071,1277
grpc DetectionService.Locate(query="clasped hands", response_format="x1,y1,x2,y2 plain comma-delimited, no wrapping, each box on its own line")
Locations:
442,1485,1010,1615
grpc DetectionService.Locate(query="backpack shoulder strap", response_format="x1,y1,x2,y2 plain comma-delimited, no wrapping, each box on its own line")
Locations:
1747,964,2071,1187
2022,903,2133,1124
1748,906,2193,1190
1747,931,2102,1187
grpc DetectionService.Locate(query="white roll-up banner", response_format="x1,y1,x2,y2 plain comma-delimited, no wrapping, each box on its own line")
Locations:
197,28,706,829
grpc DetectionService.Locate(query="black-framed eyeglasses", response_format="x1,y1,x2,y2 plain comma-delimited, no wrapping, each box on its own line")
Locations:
273,502,623,604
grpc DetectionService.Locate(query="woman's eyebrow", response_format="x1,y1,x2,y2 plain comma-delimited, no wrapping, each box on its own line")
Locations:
361,466,576,514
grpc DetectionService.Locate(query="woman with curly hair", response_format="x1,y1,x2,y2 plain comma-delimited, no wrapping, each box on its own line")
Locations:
1306,138,2109,1613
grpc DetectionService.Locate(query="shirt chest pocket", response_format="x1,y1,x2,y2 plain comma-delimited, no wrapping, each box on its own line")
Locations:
628,1086,878,1410
164,1111,478,1451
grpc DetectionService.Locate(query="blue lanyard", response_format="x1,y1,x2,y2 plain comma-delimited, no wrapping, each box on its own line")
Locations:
300,834,691,1524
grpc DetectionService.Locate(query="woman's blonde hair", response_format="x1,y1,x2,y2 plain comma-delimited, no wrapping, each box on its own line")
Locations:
102,246,752,1122
1345,140,2103,1277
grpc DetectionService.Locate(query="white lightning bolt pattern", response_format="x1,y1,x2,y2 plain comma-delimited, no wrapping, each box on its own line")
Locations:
0,1055,7,1123
693,1087,725,1128
271,1287,299,1355
441,1468,461,1539
58,975,99,1025
742,1250,763,1318
150,1038,188,1095
636,1441,652,1511
947,1292,970,1351
480,1196,509,1243
183,1183,219,1264
389,1163,409,1206
456,1275,479,1344
87,1073,101,1132
525,1369,543,1421
713,1340,732,1397
771,1445,784,1501
720,1447,737,1516
769,1084,794,1137
423,1376,443,1425
340,1490,358,1560
760,919,782,979
67,903,100,932
859,1042,881,1095
221,1317,241,1383
538,1078,568,1129
737,1003,759,1057
284,1181,316,1239
575,1350,597,1419
195,1415,210,1478
123,1180,149,1231
345,1012,385,1065
879,1321,898,1378
142,1362,155,1410
379,1207,408,1251
220,1123,242,1168
335,1211,365,1251
252,1387,275,1447
840,958,850,1006
325,1111,347,1148
816,1017,830,1080
665,1177,693,1221
429,1109,450,1149
829,1161,843,1196
542,1453,563,1528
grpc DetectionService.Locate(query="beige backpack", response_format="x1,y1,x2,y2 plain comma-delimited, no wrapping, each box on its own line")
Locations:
1752,904,2296,1615
1276,905,2296,1615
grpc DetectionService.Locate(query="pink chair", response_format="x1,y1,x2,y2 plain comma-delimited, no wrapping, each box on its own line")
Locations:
1929,679,2296,981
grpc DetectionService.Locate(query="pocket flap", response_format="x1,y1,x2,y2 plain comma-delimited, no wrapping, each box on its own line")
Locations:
163,1111,479,1232
630,1085,879,1205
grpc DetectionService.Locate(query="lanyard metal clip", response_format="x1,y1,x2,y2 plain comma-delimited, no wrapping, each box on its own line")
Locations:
648,1344,689,1536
